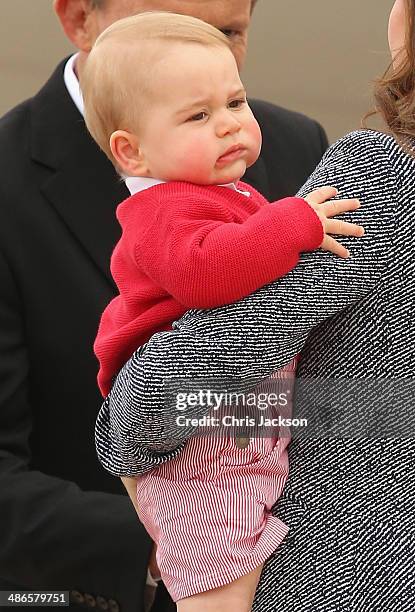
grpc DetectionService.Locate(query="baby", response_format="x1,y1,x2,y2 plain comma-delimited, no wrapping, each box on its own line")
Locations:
81,12,363,611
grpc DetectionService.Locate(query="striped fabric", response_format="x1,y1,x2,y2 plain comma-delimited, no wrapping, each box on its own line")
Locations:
136,359,298,601
133,360,297,601
135,430,289,601
96,130,415,610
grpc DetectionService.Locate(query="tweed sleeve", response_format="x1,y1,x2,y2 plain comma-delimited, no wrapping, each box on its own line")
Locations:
95,130,399,475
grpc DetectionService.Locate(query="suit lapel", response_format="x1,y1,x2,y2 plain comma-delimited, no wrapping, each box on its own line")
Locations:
30,59,128,289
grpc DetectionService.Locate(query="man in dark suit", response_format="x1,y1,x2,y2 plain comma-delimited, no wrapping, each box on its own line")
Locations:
0,0,328,610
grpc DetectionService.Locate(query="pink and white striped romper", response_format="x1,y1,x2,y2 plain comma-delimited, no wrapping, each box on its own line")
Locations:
134,358,298,602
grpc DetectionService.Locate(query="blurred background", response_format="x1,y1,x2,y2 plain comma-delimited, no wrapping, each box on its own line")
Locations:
0,0,392,142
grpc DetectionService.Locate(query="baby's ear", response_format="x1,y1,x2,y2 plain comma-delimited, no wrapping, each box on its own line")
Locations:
109,131,148,176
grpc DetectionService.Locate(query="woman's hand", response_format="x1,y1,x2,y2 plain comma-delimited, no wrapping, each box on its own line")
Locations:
304,186,364,258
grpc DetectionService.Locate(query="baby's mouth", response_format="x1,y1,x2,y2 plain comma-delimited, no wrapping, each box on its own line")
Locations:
217,144,246,165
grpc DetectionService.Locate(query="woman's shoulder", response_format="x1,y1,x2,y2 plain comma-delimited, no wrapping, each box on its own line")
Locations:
299,128,415,209
326,129,414,169
294,126,415,240
316,129,415,194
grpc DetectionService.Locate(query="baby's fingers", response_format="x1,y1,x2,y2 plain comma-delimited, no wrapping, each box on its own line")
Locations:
324,198,360,217
320,235,350,259
304,186,338,205
325,218,365,237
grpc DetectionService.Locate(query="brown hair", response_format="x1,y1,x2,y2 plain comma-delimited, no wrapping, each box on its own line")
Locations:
365,0,415,144
81,12,230,167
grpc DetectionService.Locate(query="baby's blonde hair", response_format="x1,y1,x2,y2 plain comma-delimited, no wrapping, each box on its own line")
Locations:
81,12,230,166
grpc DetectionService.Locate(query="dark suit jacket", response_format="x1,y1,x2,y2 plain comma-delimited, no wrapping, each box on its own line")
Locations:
0,58,327,612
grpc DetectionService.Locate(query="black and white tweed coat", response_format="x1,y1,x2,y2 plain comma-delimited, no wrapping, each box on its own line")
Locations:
96,130,415,611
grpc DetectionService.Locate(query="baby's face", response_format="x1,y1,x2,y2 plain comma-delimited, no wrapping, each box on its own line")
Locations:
134,43,262,184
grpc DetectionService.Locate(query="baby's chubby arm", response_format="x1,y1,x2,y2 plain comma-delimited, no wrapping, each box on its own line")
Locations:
133,187,362,309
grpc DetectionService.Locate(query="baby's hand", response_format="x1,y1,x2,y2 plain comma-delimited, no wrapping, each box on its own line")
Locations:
304,186,364,258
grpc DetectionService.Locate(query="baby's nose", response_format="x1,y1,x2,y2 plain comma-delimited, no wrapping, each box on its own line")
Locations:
215,111,242,137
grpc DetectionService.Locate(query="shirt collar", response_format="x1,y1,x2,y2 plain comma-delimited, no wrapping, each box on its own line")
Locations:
64,53,84,116
125,177,250,197
221,182,251,197
63,55,250,198
124,176,251,198
125,176,165,195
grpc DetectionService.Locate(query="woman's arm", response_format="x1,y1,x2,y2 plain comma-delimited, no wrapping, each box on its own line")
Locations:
96,130,399,476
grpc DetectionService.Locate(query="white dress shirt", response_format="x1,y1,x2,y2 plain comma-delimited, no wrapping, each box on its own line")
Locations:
63,53,84,116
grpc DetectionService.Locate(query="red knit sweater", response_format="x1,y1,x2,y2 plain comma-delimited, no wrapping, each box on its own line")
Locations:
94,181,323,396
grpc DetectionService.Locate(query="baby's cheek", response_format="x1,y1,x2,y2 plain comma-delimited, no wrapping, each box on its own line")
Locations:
247,118,263,152
178,139,214,182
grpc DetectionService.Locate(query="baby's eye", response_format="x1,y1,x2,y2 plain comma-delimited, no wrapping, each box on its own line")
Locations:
228,99,246,109
188,112,208,122
220,29,240,39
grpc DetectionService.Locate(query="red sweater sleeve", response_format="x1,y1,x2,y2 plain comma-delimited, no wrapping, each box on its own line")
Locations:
130,191,323,309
